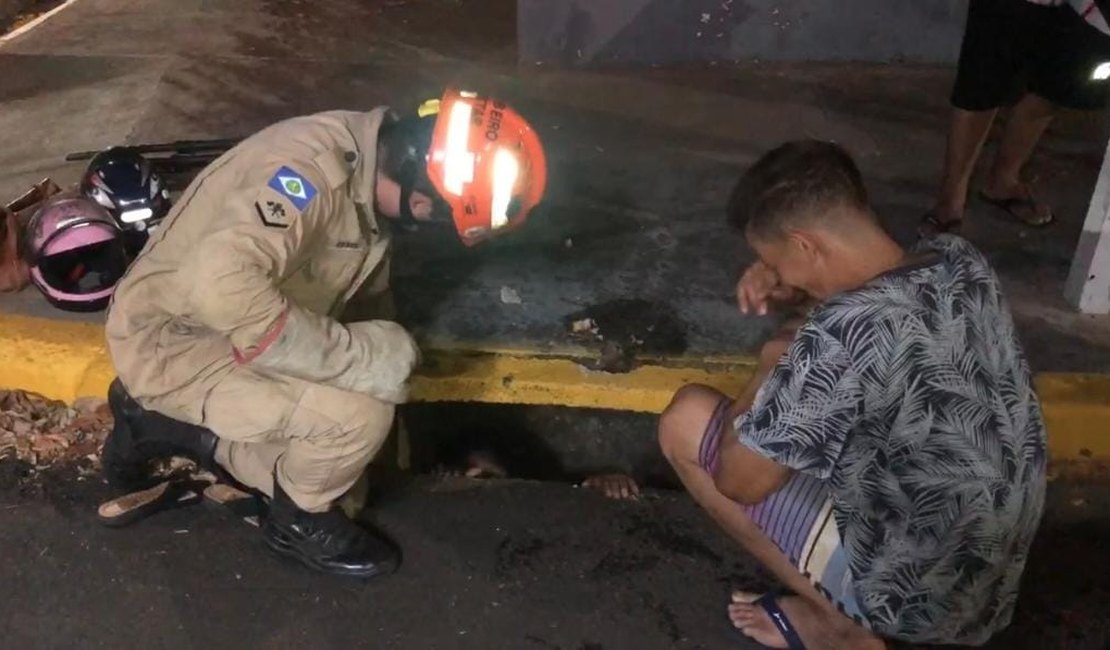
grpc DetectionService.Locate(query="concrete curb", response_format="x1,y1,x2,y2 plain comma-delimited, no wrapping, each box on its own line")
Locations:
1,313,1107,460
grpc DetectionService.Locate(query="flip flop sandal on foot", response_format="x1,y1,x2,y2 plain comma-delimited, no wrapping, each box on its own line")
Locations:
754,593,807,650
978,192,1054,227
203,483,265,528
97,479,206,528
918,211,962,239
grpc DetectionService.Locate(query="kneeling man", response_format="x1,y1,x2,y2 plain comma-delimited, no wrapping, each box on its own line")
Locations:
659,141,1046,648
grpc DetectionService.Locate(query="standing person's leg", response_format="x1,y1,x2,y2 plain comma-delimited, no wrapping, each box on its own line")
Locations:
928,0,1020,232
980,93,1057,227
934,108,999,226
979,1,1110,226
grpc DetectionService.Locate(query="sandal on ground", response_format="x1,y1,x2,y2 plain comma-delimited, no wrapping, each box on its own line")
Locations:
918,210,963,239
977,191,1054,227
96,479,206,528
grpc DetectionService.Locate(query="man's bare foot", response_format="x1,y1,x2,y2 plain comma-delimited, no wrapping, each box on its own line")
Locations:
729,592,794,649
728,591,884,650
581,473,640,500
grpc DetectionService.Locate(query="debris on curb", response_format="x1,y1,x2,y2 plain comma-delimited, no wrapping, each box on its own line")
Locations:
570,318,599,336
564,299,688,374
0,390,110,468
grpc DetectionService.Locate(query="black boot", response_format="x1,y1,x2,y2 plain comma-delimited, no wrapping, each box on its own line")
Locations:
263,479,400,578
103,379,219,491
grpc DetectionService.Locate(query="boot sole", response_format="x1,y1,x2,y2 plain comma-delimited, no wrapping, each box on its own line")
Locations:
263,529,398,579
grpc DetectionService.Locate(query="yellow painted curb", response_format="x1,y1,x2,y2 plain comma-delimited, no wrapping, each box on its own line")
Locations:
1,313,1107,460
1034,374,1110,461
0,313,109,403
413,351,755,413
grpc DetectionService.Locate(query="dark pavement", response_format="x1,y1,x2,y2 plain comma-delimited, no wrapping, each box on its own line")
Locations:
1,461,1108,650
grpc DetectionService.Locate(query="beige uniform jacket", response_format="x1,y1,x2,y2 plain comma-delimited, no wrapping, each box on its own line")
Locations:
106,109,411,424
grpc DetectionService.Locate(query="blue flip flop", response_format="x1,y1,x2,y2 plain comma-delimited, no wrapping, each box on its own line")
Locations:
754,593,807,650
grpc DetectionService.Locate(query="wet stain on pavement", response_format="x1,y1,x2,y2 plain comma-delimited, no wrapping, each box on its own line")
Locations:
588,548,660,580
495,532,549,576
565,298,688,372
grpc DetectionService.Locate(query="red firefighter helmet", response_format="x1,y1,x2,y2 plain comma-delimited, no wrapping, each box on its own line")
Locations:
419,89,547,246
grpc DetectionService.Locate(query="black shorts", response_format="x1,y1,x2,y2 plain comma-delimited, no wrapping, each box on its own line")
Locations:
952,0,1110,111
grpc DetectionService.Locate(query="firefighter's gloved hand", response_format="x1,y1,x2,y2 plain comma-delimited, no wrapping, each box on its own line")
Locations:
246,310,419,404
347,320,420,404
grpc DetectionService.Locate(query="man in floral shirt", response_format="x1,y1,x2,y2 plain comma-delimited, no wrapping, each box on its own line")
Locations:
660,140,1047,648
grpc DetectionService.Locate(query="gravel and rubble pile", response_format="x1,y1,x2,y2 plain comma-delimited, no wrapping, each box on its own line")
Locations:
0,390,111,469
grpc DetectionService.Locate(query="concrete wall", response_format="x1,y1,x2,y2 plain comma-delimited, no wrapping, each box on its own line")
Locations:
519,0,968,65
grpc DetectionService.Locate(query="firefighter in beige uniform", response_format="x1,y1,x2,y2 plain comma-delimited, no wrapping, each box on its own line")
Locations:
102,90,548,578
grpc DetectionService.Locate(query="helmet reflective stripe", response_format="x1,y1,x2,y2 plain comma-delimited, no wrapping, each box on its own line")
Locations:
422,88,547,246
417,98,442,118
120,207,154,224
442,100,475,196
490,149,520,230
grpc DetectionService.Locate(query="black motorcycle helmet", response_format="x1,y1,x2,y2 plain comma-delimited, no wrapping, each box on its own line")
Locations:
81,147,171,253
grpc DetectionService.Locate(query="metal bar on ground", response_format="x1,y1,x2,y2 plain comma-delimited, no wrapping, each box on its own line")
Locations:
64,139,240,162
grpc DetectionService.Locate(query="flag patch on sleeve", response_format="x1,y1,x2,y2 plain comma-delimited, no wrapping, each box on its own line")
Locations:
267,166,317,211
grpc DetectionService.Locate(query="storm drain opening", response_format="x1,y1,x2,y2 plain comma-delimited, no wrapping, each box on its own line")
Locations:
402,402,679,490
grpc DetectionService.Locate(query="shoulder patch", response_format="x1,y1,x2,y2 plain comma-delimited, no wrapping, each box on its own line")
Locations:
255,199,291,229
267,166,318,211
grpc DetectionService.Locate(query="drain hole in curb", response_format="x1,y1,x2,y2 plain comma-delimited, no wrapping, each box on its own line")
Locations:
402,402,679,490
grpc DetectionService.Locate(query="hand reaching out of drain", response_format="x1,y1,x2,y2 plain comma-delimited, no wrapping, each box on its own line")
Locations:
581,473,641,500
436,450,642,501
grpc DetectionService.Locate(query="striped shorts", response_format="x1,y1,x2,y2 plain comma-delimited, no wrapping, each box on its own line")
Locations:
699,399,868,627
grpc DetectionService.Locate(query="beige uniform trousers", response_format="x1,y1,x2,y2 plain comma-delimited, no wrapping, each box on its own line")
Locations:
191,366,393,512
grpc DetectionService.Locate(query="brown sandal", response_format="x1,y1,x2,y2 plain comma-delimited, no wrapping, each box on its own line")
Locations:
96,479,206,528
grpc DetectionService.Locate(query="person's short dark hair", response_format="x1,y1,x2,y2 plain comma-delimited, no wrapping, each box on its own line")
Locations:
727,140,871,240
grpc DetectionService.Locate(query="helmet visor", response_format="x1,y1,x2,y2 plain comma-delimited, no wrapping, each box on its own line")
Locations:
36,239,128,296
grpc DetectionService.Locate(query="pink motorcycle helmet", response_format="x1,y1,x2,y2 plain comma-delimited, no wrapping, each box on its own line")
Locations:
25,196,129,311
